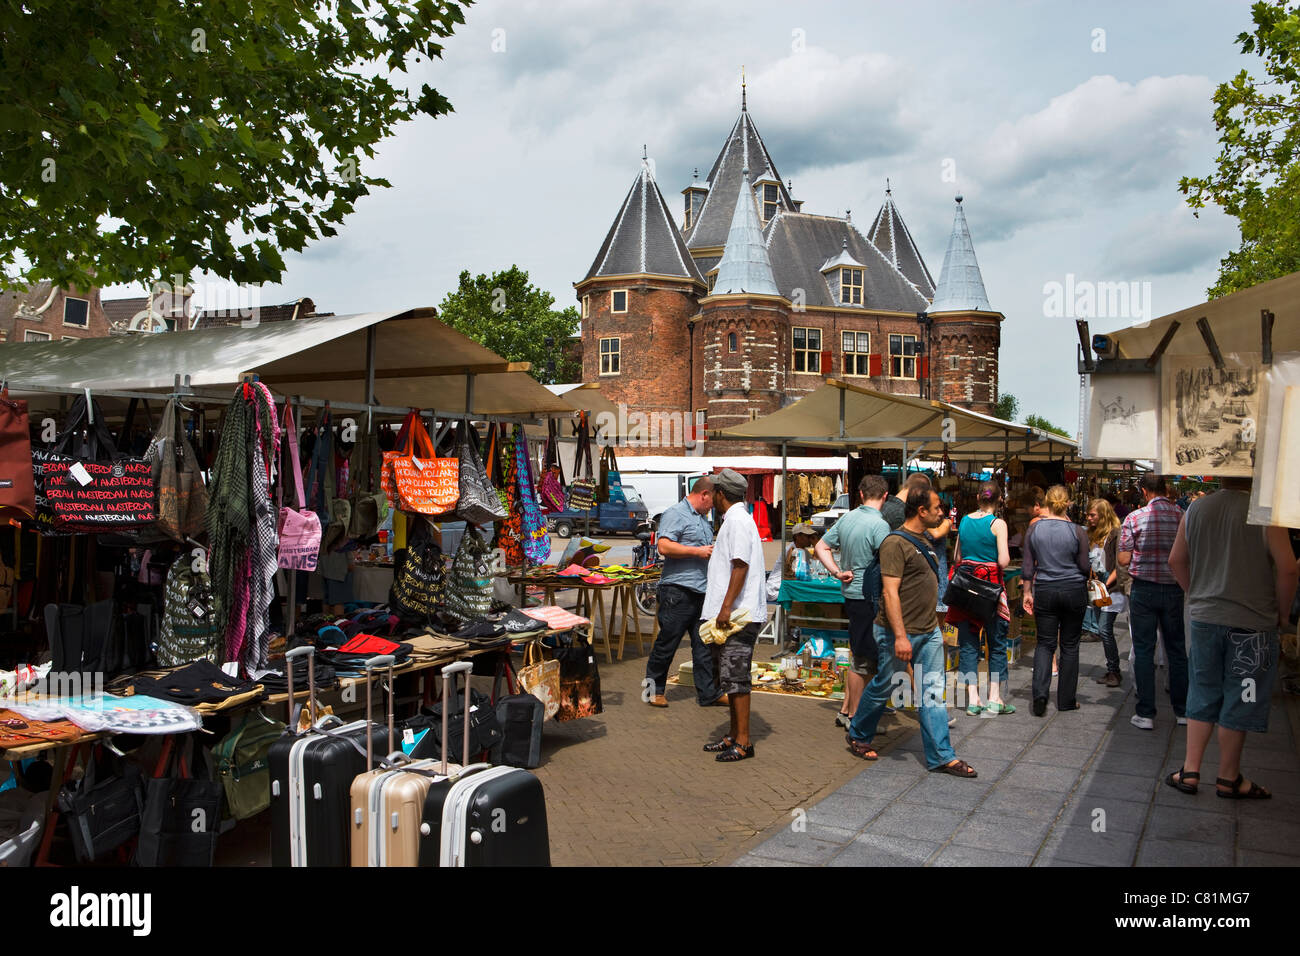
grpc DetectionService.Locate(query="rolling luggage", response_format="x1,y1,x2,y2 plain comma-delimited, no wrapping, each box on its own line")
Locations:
349,656,465,867
268,646,388,867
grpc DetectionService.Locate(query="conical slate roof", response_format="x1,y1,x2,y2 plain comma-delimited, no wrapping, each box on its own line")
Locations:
683,105,796,250
583,159,703,283
712,165,780,296
928,195,991,312
866,184,936,298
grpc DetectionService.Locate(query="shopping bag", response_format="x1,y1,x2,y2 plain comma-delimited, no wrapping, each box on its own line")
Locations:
444,526,495,624
57,750,144,863
348,430,388,538
149,398,209,541
276,404,321,571
517,640,561,719
514,425,551,566
0,387,36,521
382,411,459,516
538,420,567,513
455,421,507,525
134,737,223,867
389,539,447,625
566,411,596,511
553,632,603,721
213,709,284,821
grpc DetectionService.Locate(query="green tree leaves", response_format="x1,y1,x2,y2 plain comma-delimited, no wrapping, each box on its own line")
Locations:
994,392,1020,423
1024,413,1071,438
437,267,581,384
0,0,469,290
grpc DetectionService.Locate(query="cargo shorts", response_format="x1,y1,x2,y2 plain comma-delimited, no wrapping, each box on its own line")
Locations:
713,622,761,696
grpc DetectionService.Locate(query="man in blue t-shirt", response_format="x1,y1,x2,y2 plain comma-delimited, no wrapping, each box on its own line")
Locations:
815,474,891,727
644,476,721,707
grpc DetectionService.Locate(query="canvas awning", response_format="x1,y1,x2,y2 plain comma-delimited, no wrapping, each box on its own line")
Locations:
0,308,573,418
710,378,1077,462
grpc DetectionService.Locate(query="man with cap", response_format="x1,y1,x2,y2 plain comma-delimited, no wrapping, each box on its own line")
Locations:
701,468,769,762
644,476,721,708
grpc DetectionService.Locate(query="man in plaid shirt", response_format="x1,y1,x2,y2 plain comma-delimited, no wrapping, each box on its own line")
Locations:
1118,473,1189,730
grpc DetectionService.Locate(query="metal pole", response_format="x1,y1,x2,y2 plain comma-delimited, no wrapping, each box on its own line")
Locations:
364,326,377,405
838,387,846,440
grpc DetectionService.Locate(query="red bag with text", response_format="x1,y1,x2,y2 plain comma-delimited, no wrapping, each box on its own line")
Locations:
0,388,36,521
381,411,459,516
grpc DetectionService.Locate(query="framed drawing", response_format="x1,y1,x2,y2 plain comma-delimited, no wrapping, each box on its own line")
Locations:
1162,353,1261,478
1248,353,1300,526
1086,373,1159,460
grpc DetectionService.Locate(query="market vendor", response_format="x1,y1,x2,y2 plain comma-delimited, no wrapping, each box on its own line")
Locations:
783,522,819,579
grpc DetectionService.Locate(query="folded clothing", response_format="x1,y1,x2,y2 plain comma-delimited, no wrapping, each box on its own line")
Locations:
699,607,753,645
521,605,590,630
122,660,264,705
256,662,339,695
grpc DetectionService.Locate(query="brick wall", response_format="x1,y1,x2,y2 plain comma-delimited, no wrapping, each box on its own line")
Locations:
11,287,111,342
930,313,1002,416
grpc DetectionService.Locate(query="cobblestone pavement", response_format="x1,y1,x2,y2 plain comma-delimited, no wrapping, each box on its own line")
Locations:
733,616,1300,868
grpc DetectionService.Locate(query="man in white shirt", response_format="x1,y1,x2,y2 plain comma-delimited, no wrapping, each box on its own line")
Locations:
701,468,768,762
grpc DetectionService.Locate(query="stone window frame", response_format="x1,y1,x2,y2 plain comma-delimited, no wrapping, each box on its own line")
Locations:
761,182,779,221
582,294,590,319
839,268,863,305
610,289,628,314
841,330,871,376
24,330,52,342
599,336,621,375
889,333,918,380
727,332,737,353
949,355,960,371
62,296,90,328
792,326,822,374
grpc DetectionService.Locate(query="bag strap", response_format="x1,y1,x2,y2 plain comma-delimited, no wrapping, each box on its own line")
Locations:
887,529,940,581
281,403,307,510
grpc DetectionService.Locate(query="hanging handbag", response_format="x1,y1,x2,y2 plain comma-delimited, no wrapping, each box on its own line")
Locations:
516,639,561,719
600,445,625,504
348,429,388,538
134,736,223,867
496,427,525,568
0,386,36,521
454,421,507,525
157,555,222,667
382,410,460,516
515,424,551,566
41,394,158,532
1088,573,1112,608
538,420,567,513
149,398,209,541
213,709,284,821
553,631,603,721
567,412,597,511
276,404,321,571
56,749,144,863
943,561,1003,632
445,526,495,624
389,538,447,624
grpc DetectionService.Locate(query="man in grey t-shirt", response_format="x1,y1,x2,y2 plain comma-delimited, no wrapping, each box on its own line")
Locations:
1165,477,1298,799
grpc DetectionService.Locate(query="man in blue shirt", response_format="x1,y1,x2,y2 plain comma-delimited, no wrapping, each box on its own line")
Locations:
815,474,891,727
645,476,721,707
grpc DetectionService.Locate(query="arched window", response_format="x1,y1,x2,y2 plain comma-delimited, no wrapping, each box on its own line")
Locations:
728,332,737,353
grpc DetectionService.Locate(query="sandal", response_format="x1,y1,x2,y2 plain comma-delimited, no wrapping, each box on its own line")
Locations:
847,737,878,760
1215,773,1270,800
1165,768,1200,794
703,736,735,753
930,759,978,778
715,742,755,762
835,712,852,729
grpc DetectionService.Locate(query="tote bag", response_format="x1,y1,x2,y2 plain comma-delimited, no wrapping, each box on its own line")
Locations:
382,411,459,516
389,539,447,625
514,425,551,566
538,420,566,513
516,640,561,719
566,411,596,511
0,387,36,521
455,422,507,525
276,404,321,571
149,399,209,541
134,738,223,867
444,526,495,624
553,631,603,721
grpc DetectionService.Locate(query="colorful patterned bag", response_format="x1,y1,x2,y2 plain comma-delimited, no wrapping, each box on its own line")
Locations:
496,426,525,568
514,425,551,566
444,527,495,624
382,411,459,516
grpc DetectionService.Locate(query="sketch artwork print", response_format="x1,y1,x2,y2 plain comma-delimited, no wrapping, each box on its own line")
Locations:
1087,373,1159,460
1162,354,1261,477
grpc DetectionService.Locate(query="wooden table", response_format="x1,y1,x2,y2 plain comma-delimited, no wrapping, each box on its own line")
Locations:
507,577,645,662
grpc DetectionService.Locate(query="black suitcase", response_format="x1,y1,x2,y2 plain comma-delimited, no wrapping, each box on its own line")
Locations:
417,663,551,867
268,646,388,867
493,694,544,769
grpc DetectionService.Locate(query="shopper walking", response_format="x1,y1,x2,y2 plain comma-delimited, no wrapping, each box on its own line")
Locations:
845,486,977,777
701,469,768,762
1118,473,1189,730
880,472,931,530
644,476,720,708
951,480,1015,716
814,474,891,727
1086,498,1124,688
1022,485,1090,716
1164,478,1298,798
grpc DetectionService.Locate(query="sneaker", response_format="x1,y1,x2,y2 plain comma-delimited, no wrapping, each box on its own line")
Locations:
1130,714,1155,731
947,716,957,727
835,712,852,729
1176,716,1188,726
883,705,897,715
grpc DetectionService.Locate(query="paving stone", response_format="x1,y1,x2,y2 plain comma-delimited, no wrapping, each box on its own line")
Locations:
980,785,1070,821
950,812,1054,854
1019,744,1097,769
731,855,811,867
899,774,995,811
1144,805,1234,845
1074,771,1158,805
1092,750,1168,778
929,844,1033,867
952,756,1012,782
1255,769,1300,795
1236,816,1300,852
1039,823,1139,866
1235,849,1300,866
828,833,940,867
1234,747,1300,771
1101,731,1174,755
1136,837,1233,867
984,718,1043,740
746,823,857,865
1041,725,1126,750
954,736,1028,760
1058,795,1150,833
866,804,969,842
1000,763,1084,793
804,791,892,830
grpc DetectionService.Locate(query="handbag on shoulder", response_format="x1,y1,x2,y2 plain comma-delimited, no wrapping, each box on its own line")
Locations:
1088,573,1112,608
943,562,1003,631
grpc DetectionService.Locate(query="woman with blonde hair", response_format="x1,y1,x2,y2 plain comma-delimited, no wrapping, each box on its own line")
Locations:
1087,498,1124,687
1022,484,1091,715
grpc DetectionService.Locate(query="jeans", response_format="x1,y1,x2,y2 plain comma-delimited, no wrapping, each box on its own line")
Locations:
1082,605,1100,634
1098,609,1120,675
1129,579,1189,719
645,583,717,704
955,616,1009,690
849,624,956,770
1031,582,1087,709
1185,621,1278,732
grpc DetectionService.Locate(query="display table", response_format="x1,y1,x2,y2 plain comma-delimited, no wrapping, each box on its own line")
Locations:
777,578,845,607
507,576,642,663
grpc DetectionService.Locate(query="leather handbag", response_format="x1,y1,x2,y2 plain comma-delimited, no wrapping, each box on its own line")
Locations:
348,430,388,538
389,539,447,625
1088,574,1112,608
57,750,144,863
0,387,36,521
382,410,460,516
516,640,561,719
454,421,507,525
943,562,1003,630
149,398,209,541
276,404,321,571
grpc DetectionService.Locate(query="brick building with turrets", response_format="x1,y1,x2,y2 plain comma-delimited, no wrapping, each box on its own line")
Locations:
574,91,1002,455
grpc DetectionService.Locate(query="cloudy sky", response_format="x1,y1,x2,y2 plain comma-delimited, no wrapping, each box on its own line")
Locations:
116,0,1260,434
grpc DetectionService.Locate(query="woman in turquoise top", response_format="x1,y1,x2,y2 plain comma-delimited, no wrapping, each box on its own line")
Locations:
953,480,1014,716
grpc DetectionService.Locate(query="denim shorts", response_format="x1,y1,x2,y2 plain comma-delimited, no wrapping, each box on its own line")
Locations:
1185,620,1279,733
717,623,760,696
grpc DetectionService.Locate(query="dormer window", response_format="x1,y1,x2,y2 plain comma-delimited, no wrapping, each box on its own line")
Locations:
762,183,779,221
706,269,718,293
839,268,863,305
611,290,628,314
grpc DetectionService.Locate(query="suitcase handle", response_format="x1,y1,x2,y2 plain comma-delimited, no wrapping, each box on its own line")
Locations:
363,654,397,770
439,660,474,771
284,645,316,734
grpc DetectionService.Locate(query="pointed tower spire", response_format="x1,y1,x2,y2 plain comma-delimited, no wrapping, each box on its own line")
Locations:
867,181,936,297
741,65,747,111
712,164,779,296
583,158,703,283
929,194,991,312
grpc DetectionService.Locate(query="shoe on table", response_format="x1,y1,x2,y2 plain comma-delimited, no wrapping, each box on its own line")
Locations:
1130,714,1155,731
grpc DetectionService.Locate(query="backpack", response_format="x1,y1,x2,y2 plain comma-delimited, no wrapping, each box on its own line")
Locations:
213,710,285,821
157,558,222,667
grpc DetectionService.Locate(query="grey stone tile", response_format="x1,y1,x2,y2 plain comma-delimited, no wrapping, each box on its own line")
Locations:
865,804,968,842
828,833,940,867
954,756,1012,782
1245,730,1296,752
950,813,1054,854
1257,769,1300,795
1237,747,1300,771
1136,837,1233,867
804,792,892,829
1076,770,1158,802
1153,776,1212,807
1038,725,1115,749
1001,763,1084,793
746,823,857,865
955,736,1028,759
1040,823,1139,866
1145,806,1234,845
980,785,1069,821
1058,795,1150,833
1238,787,1300,816
731,854,811,867
929,844,1034,867
1020,744,1096,769
1101,731,1174,755
904,774,996,811
1093,751,1167,778
1236,816,1300,852
1032,858,1090,867
1236,849,1300,866
985,718,1043,740
865,752,929,775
